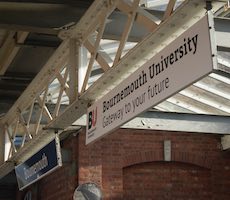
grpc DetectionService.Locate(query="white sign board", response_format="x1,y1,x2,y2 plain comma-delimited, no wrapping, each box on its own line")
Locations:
86,15,214,144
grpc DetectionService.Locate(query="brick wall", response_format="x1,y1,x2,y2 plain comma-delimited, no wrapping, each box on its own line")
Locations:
123,162,212,199
78,128,230,200
16,128,230,200
38,135,78,200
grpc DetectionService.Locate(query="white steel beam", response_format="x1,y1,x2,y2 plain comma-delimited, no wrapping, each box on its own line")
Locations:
214,17,230,52
82,0,226,102
0,129,59,179
0,0,228,176
179,85,230,114
1,40,69,125
125,112,230,134
113,0,140,65
74,111,230,134
162,0,177,21
69,39,79,103
167,93,229,115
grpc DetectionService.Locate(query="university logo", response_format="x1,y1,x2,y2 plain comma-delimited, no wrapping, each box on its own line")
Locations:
88,107,97,130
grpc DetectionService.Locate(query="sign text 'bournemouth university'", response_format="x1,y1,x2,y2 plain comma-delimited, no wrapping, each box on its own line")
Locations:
87,15,215,144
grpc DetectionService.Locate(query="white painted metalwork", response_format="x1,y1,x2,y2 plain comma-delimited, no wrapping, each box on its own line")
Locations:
0,0,229,177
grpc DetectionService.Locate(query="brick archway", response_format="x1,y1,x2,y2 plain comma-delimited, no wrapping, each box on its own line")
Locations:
123,161,212,200
122,150,212,169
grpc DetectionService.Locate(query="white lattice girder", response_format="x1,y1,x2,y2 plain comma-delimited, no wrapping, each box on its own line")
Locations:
0,0,228,177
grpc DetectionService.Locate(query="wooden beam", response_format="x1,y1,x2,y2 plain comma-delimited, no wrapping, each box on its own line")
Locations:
0,24,58,35
0,31,28,75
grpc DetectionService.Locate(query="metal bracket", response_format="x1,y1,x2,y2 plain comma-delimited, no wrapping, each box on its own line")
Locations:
206,1,212,11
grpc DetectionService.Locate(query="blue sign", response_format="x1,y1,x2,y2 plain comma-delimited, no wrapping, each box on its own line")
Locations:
15,137,62,190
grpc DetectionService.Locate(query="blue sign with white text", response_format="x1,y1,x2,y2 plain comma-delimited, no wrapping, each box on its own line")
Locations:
15,138,62,190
